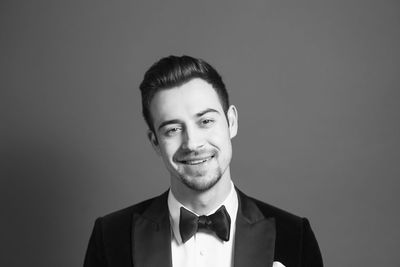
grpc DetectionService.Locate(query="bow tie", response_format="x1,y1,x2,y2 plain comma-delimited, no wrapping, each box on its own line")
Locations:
179,205,231,243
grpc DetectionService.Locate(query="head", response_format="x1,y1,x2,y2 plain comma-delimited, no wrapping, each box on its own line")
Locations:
139,55,238,195
140,55,230,134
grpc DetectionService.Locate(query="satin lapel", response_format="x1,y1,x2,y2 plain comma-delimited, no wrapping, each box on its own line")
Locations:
234,189,276,267
132,192,172,267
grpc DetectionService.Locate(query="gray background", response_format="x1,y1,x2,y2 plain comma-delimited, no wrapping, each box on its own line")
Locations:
1,1,399,266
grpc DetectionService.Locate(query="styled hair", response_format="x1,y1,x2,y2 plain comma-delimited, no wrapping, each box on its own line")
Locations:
139,55,229,132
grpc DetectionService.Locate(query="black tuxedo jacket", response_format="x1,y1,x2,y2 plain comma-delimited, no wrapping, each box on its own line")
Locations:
84,189,323,267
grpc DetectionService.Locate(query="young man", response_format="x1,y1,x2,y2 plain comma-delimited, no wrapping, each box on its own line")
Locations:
84,55,323,267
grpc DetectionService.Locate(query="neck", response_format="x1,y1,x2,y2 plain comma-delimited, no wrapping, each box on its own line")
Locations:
171,170,232,215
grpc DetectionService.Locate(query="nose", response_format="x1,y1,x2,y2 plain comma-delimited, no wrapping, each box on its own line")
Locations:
181,126,204,151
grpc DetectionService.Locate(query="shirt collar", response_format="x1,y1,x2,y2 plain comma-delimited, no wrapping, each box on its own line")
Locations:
167,181,238,244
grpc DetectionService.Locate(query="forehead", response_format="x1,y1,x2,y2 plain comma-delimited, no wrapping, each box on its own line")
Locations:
150,78,224,124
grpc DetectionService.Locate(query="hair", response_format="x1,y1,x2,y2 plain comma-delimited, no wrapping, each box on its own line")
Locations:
139,55,230,132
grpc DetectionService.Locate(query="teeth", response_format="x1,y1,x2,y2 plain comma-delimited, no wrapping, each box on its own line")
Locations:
183,156,212,165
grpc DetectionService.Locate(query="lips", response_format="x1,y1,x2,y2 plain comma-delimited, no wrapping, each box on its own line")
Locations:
178,155,214,165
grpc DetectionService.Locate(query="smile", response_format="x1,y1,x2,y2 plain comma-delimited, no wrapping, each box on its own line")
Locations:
179,155,214,165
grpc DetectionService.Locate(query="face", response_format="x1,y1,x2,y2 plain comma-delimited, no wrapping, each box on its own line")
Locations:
148,78,238,193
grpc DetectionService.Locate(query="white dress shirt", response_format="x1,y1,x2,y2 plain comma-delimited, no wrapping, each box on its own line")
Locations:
167,182,238,267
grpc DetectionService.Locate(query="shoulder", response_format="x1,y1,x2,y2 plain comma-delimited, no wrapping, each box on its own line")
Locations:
237,189,304,224
96,191,167,229
251,196,305,226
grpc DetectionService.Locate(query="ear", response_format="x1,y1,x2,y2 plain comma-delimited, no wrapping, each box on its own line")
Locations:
227,105,238,138
147,130,161,155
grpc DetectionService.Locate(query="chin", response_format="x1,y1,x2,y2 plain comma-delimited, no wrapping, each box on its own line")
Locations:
179,172,222,192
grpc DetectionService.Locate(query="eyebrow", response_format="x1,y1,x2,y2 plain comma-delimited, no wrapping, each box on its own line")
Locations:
195,108,220,117
157,108,220,132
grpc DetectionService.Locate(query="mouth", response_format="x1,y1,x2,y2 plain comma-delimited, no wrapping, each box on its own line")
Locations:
178,155,215,165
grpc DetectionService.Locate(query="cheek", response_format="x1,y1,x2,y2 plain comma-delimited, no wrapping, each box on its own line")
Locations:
210,125,231,144
159,139,181,159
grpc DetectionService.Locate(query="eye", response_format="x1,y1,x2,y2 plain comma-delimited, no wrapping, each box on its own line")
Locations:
200,118,215,127
164,127,182,137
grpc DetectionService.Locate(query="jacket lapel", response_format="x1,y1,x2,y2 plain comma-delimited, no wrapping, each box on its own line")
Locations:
234,189,276,267
130,189,276,267
132,191,172,267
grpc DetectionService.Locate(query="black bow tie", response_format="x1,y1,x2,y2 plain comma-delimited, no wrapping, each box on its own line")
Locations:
179,205,231,243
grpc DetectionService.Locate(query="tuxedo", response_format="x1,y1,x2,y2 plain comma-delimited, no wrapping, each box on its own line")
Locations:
84,188,323,267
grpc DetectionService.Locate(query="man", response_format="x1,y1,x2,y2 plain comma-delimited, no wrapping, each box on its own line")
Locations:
84,55,323,267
